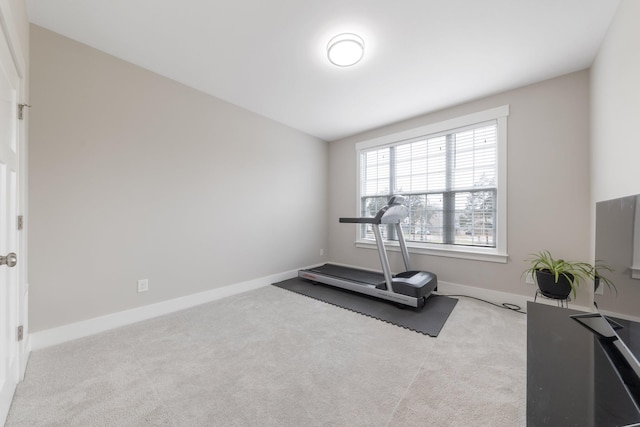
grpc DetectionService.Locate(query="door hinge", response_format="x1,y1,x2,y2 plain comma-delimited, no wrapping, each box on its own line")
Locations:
17,325,23,341
18,104,31,120
17,215,23,230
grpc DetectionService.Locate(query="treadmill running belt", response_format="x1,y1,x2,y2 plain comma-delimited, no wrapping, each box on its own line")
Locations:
272,277,457,337
306,264,386,286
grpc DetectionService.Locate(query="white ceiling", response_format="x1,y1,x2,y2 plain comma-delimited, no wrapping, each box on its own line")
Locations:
26,0,619,141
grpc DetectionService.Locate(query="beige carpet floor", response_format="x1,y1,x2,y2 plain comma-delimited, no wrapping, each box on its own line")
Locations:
6,285,527,426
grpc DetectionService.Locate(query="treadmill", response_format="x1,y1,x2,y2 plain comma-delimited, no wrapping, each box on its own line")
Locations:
299,195,437,308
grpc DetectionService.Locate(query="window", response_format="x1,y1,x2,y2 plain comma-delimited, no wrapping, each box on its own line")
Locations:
356,106,508,263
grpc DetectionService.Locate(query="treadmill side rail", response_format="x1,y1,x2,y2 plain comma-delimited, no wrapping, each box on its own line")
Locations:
298,268,425,308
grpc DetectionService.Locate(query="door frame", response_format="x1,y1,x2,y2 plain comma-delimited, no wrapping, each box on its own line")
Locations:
0,0,29,423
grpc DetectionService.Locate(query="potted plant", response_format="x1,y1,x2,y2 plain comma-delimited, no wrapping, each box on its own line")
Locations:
524,250,593,299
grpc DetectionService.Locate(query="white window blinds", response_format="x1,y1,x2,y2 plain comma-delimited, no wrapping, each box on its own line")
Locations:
360,121,498,248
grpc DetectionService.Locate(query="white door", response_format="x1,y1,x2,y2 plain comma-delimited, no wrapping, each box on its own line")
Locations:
0,10,24,424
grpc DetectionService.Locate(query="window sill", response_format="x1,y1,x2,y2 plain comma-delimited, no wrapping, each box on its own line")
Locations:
355,240,508,264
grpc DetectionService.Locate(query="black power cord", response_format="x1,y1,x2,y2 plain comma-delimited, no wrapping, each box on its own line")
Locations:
441,294,527,315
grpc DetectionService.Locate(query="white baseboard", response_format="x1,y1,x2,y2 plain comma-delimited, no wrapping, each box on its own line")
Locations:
29,270,608,351
30,269,298,351
436,280,591,313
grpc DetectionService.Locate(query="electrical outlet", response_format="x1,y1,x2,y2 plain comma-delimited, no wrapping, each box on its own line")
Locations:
525,272,535,285
320,248,324,256
137,279,149,293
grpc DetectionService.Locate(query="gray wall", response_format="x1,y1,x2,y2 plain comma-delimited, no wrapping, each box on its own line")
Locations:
328,71,592,305
591,0,640,317
29,25,328,332
591,0,640,203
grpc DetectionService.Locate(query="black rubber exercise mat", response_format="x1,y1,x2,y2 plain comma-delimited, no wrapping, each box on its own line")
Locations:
272,277,457,337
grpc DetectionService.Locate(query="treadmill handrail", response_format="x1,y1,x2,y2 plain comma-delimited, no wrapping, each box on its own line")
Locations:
339,197,409,225
339,217,378,224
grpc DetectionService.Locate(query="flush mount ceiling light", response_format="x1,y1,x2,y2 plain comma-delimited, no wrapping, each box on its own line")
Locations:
327,33,365,67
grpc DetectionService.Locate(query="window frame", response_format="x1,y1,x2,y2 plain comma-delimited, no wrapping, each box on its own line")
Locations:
354,105,509,263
